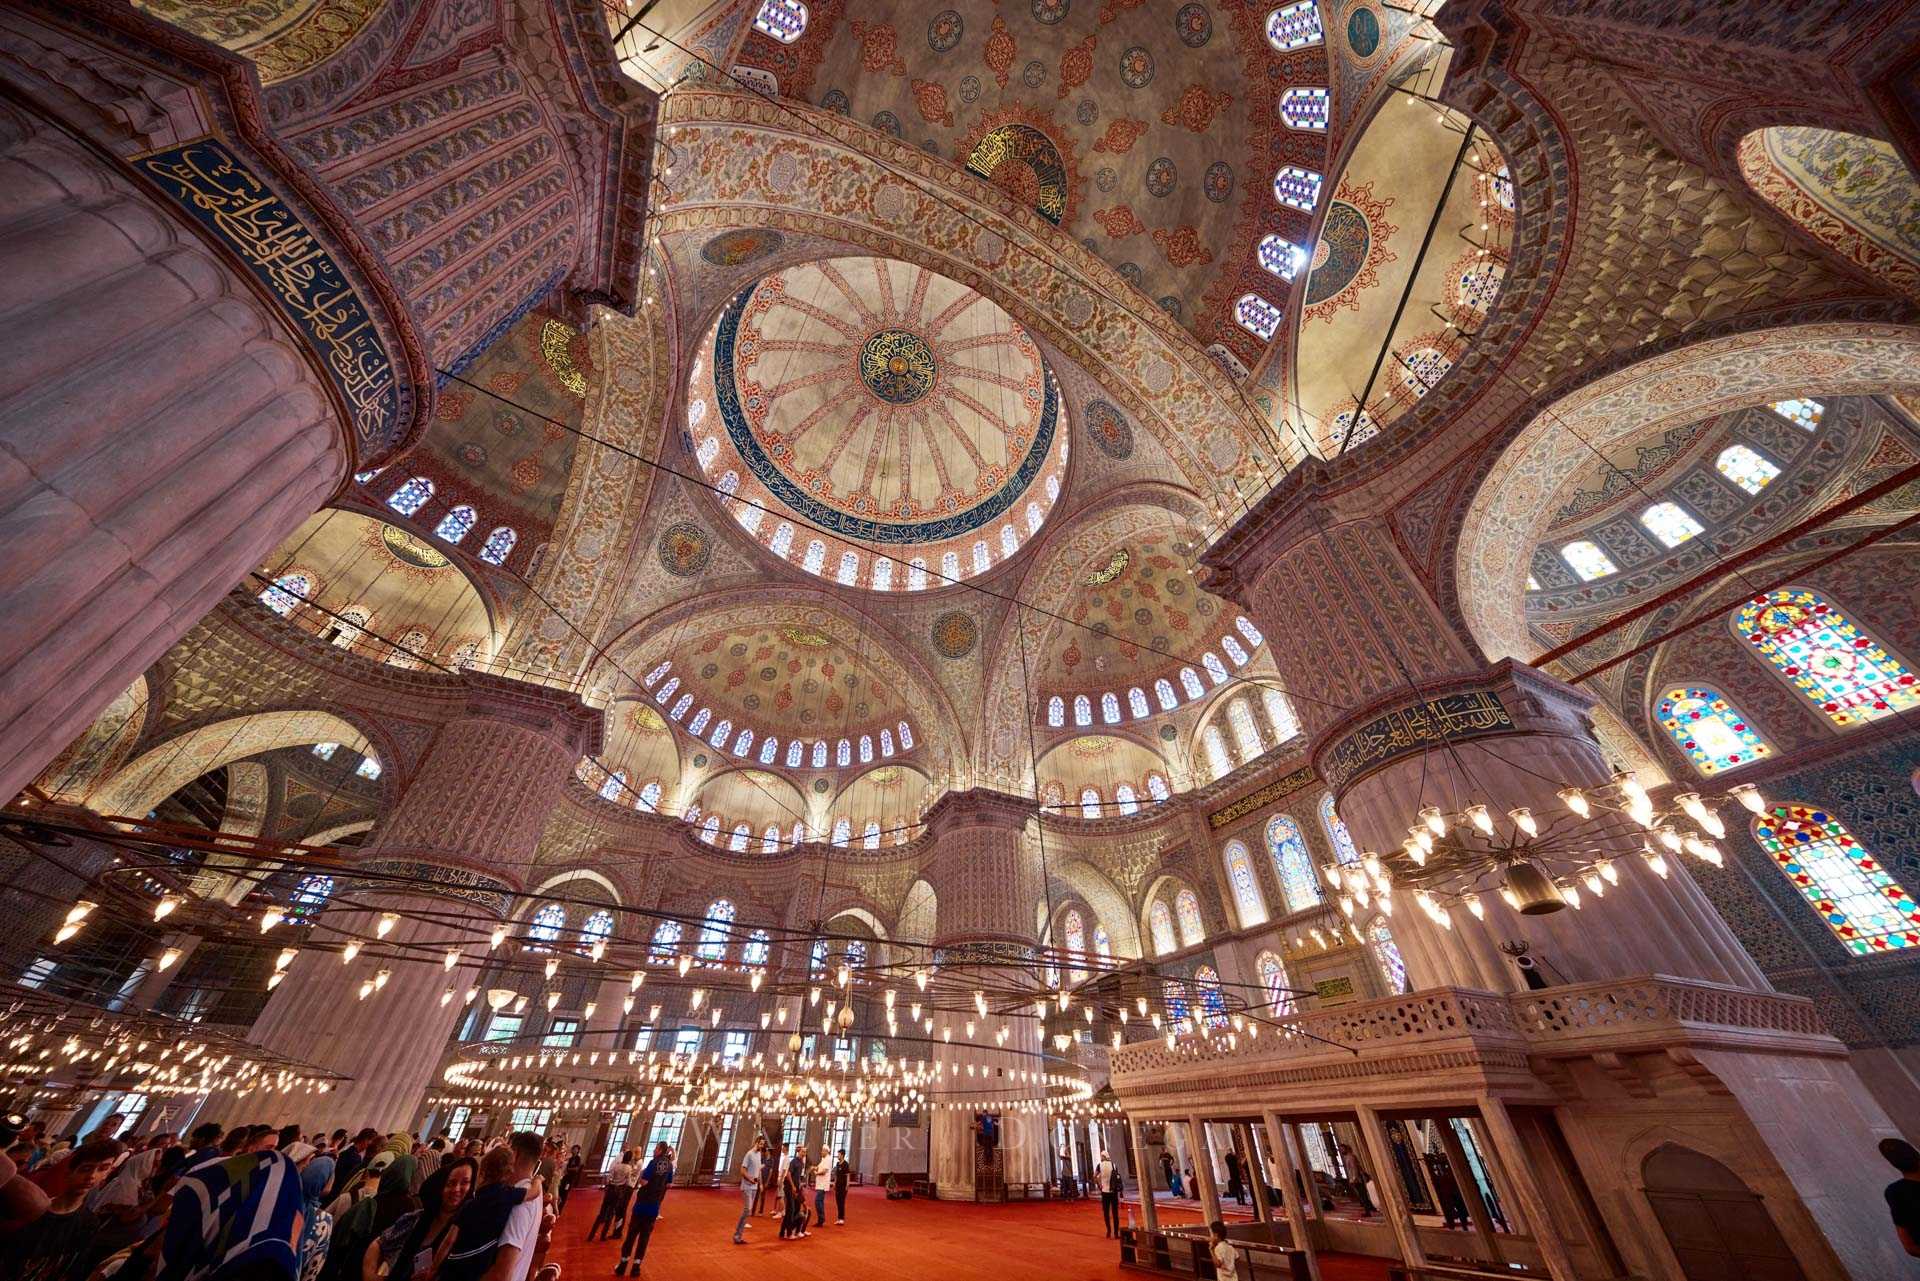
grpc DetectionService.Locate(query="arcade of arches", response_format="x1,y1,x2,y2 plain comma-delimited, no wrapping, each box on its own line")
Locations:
2,2,1919,1280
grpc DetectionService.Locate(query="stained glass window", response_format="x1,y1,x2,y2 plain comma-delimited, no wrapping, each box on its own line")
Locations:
580,909,614,954
1258,951,1292,1014
312,742,338,761
1264,687,1299,742
330,606,370,648
1093,925,1111,957
803,540,826,574
1156,679,1178,710
655,677,679,704
1146,773,1170,801
1164,978,1192,1029
1046,696,1064,728
831,817,851,846
1222,636,1250,666
1235,293,1284,340
638,781,661,811
288,874,333,920
695,437,719,469
1561,540,1618,581
1074,695,1092,727
744,930,771,966
1737,588,1919,726
1204,725,1232,780
1330,409,1379,452
880,729,895,757
909,558,927,590
688,708,711,735
1272,166,1323,212
871,558,892,591
1062,909,1086,970
1754,804,1919,954
1716,444,1780,495
1080,787,1101,819
1258,234,1309,281
1115,783,1138,816
1656,687,1771,775
758,736,778,765
1230,699,1264,761
1279,87,1330,131
836,739,851,767
812,741,828,768
1149,901,1177,956
752,0,807,43
696,900,735,961
260,573,309,617
762,824,781,853
701,815,720,843
836,551,859,585
1320,794,1361,865
1771,398,1823,431
971,540,990,574
1400,347,1453,399
529,903,566,945
1640,501,1705,548
1181,668,1205,699
1000,525,1019,559
1203,653,1228,685
1369,919,1409,994
1102,692,1121,724
1266,2,1323,52
644,661,671,688
387,477,433,516
478,527,516,565
860,734,873,763
1127,687,1149,719
355,755,381,779
785,740,803,768
599,770,628,802
862,820,880,849
670,694,692,720
1456,263,1501,313
770,523,794,556
1268,814,1321,912
899,721,914,749
1174,889,1205,946
1224,841,1267,926
434,505,476,543
730,823,750,851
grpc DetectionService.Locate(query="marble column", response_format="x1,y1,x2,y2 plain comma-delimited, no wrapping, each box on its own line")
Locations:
1128,1120,1159,1234
1262,1111,1321,1281
203,674,600,1132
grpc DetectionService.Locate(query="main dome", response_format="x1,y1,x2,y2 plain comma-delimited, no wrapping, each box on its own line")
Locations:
689,257,1067,589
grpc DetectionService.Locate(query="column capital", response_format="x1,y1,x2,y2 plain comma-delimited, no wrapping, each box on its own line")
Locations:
922,787,1040,839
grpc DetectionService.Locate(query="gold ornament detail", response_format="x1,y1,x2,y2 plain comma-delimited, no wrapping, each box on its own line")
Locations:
1086,548,1130,586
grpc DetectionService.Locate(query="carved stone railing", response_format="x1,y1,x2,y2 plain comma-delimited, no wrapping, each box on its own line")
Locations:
1512,975,1831,1042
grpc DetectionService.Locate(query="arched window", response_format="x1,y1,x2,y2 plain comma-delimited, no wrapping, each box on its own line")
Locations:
1772,398,1823,431
1146,772,1170,802
1640,502,1704,548
1128,687,1150,719
791,820,807,847
1755,804,1920,953
387,629,429,670
899,721,914,749
810,938,829,977
1278,87,1330,132
1271,167,1323,212
770,522,795,556
695,436,720,469
1258,234,1309,281
880,729,895,757
1101,692,1121,724
831,817,851,847
387,477,433,515
1224,841,1266,927
1738,588,1919,726
835,551,859,585
857,819,879,849
1268,815,1321,912
1257,951,1293,1015
1080,787,1102,819
1203,725,1232,780
688,708,711,735
844,939,866,971
355,755,381,780
751,0,808,43
259,573,310,617
1180,668,1205,699
1148,901,1177,956
449,640,481,669
1074,695,1092,727
734,728,754,757
696,901,735,962
529,903,566,946
908,558,927,590
1561,540,1617,581
1369,919,1409,994
836,739,851,767
1237,616,1264,646
288,873,333,920
1155,679,1178,710
1717,444,1780,495
1174,889,1205,946
762,824,781,853
1222,636,1250,666
1093,925,1111,957
1195,965,1228,1028
759,737,778,765
700,815,720,843
1000,525,1019,559
1399,347,1453,399
812,741,828,769
478,527,516,565
327,605,370,648
1229,699,1264,761
1656,687,1772,775
579,909,614,954
671,694,692,720
1062,909,1087,978
434,505,476,543
683,805,701,827
598,770,628,802
1320,794,1361,865
941,550,960,582
637,780,661,812
870,558,893,591
1115,783,1138,816
786,741,804,768
1263,688,1299,742
743,930,771,967
971,540,990,574
1026,502,1043,534
1266,0,1323,50
1164,979,1192,1029
730,823,750,852
709,718,732,749
802,540,827,574
859,735,873,763
654,676,679,704
1235,294,1283,340
1041,780,1064,809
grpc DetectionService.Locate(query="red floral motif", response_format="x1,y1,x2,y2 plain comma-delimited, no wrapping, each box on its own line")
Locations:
1093,204,1146,238
911,78,952,127
1057,34,1096,99
849,20,907,76
1160,84,1234,133
1098,0,1146,22
509,453,542,494
435,390,472,420
1152,225,1214,267
984,16,1016,89
1090,116,1147,154
487,369,527,396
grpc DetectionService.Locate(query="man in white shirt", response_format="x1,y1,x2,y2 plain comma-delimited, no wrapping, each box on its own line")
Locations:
1096,1150,1121,1237
813,1149,833,1228
484,1132,549,1281
734,1140,762,1244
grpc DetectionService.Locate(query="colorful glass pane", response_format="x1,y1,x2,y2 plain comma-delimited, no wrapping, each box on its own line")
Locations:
1655,687,1771,775
1561,540,1618,581
1319,794,1360,866
580,910,614,953
1149,901,1177,956
1640,501,1704,548
1754,804,1919,954
1164,978,1191,1028
649,919,682,961
1278,87,1330,131
1716,444,1779,495
1235,293,1283,340
1771,398,1823,430
1195,965,1229,1028
387,477,433,516
1258,234,1308,281
260,573,309,617
1737,589,1919,726
1273,166,1323,212
434,505,476,543
1258,951,1292,1014
478,527,516,565
1224,842,1266,926
529,903,565,944
751,0,807,43
1174,889,1205,946
697,900,735,960
1370,920,1409,994
1268,815,1321,912
1266,1,1323,51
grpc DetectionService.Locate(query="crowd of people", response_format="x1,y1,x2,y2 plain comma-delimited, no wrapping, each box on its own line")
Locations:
0,1113,580,1281
732,1138,850,1246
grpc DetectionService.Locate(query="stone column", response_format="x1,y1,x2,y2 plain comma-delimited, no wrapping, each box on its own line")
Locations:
1129,1119,1159,1234
203,675,600,1132
1185,1117,1221,1219
920,789,1047,1198
1263,1111,1321,1281
1353,1106,1425,1269
1214,515,1767,993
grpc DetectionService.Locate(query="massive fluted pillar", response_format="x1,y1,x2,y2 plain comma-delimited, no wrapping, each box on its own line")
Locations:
204,675,601,1133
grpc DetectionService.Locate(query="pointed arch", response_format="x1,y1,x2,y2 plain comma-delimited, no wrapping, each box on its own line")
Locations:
1736,588,1919,727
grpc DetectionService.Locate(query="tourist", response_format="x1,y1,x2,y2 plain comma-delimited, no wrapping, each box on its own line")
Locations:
732,1141,760,1244
1096,1150,1121,1238
1058,1146,1076,1199
297,1149,338,1281
1207,1221,1239,1281
556,1145,582,1212
779,1143,808,1239
615,1142,674,1274
588,1149,635,1241
812,1146,832,1227
1225,1150,1245,1206
1880,1138,1920,1257
366,1156,476,1281
155,1145,305,1281
0,1137,122,1281
322,1152,418,1281
748,1138,772,1218
184,1124,223,1169
435,1145,542,1281
331,1129,379,1198
832,1148,850,1225
766,1141,786,1219
1159,1150,1180,1199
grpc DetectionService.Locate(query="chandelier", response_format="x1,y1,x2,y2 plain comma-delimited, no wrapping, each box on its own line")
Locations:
1327,771,1771,925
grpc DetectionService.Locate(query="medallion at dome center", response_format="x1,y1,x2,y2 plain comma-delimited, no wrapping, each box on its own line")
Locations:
859,329,936,404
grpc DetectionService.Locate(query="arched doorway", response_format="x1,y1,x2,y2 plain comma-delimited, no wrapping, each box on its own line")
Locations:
1642,1144,1805,1280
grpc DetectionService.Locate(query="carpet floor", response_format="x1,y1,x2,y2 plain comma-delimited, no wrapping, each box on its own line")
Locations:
544,1185,1393,1281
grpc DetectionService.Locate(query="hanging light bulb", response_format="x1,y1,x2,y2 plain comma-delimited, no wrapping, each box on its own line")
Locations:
513,994,529,1014
157,946,181,972
885,989,897,1010
154,895,180,922
1657,827,1684,853
1582,871,1605,897
630,969,645,991
490,926,508,950
837,963,851,988
648,1004,661,1022
1614,769,1648,808
1728,783,1767,815
676,954,693,977
915,969,929,992
690,988,706,1011
1421,806,1447,836
1557,787,1590,819
376,912,399,938
358,978,376,1000
465,987,479,1005
487,988,517,1011
342,940,362,964
1498,886,1521,910
1362,851,1383,880
809,986,822,1008
1597,858,1619,885
1465,803,1494,835
269,972,287,990
750,970,764,992
1464,893,1485,920
623,995,636,1015
1562,885,1582,910
440,987,456,1006
259,906,284,933
275,947,297,971
583,1001,597,1021
589,940,607,962
374,967,392,990
1676,793,1708,826
444,948,461,971
1508,807,1538,838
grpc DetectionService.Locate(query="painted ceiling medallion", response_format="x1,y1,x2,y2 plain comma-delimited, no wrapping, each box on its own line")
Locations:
860,329,937,404
381,524,449,569
657,521,712,576
931,610,979,658
1302,183,1400,323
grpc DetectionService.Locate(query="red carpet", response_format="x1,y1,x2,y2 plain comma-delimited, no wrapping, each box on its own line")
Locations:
544,1185,1392,1281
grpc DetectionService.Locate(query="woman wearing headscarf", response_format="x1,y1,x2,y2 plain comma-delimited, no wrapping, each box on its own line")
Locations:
154,1147,305,1281
295,1153,336,1281
319,1157,415,1281
361,1158,474,1281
